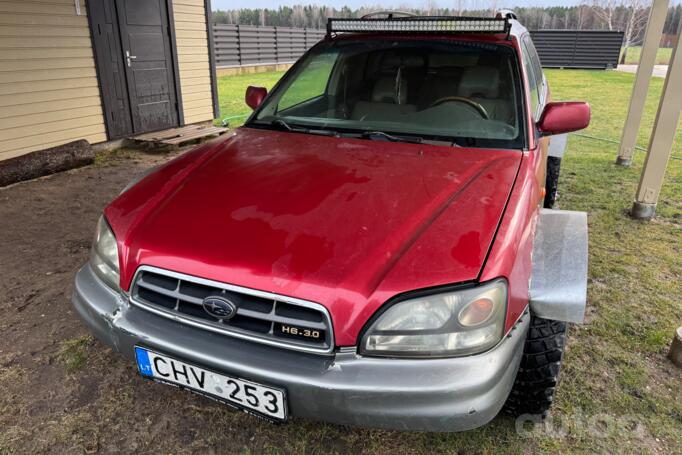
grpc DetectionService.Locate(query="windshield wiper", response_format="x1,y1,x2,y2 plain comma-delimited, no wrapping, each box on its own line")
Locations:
451,137,479,147
267,119,337,137
359,131,423,144
271,119,293,131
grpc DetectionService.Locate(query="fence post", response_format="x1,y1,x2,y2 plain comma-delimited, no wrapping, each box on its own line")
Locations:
274,26,278,63
631,20,682,220
236,25,242,67
617,0,669,166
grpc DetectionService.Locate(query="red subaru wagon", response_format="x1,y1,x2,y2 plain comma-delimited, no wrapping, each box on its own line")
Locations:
73,13,591,431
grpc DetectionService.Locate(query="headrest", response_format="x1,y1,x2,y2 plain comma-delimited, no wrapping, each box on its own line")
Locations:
458,66,500,99
372,76,408,104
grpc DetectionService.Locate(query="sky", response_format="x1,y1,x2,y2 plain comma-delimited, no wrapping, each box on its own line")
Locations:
213,0,588,10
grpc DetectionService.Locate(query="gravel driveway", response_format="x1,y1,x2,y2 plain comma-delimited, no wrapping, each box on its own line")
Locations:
616,64,669,78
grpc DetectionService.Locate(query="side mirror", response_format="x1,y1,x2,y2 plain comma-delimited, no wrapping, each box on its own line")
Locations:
537,102,591,136
245,86,267,110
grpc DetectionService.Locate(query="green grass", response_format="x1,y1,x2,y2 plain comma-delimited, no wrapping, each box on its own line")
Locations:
214,68,682,453
538,69,682,453
217,70,285,128
58,335,94,373
621,46,672,65
216,58,334,128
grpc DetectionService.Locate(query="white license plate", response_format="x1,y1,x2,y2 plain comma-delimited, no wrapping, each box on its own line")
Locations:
134,347,287,421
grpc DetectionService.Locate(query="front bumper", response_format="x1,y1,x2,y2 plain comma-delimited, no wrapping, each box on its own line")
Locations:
72,264,528,432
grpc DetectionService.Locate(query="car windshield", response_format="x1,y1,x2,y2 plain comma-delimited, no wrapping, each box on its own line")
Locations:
248,38,526,149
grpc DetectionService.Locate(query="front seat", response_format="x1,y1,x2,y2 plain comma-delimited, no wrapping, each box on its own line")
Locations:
351,74,417,121
457,66,513,123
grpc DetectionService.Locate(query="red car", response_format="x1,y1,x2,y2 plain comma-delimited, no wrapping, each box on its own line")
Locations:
73,13,590,431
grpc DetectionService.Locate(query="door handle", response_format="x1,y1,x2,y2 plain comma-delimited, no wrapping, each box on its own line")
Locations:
126,50,137,67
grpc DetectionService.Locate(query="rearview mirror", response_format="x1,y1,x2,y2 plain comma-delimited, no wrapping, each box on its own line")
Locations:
537,102,591,136
245,86,267,110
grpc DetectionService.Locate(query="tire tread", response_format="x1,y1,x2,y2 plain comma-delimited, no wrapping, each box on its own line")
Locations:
503,316,566,417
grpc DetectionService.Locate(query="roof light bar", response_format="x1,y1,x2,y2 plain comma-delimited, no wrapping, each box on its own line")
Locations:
326,16,511,37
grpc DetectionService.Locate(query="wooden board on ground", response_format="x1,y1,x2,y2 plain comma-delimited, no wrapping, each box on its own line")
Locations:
131,124,228,148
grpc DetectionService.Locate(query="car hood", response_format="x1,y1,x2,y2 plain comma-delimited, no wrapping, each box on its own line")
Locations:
106,128,521,345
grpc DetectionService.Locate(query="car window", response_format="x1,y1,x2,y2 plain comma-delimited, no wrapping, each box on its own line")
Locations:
521,39,540,120
251,39,526,150
524,36,545,106
278,53,336,111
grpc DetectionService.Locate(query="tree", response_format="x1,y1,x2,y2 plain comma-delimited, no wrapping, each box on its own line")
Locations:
454,0,468,16
620,0,651,63
592,0,618,30
210,1,678,36
591,0,651,63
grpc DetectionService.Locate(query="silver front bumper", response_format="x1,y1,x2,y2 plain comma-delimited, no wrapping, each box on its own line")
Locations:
72,264,528,432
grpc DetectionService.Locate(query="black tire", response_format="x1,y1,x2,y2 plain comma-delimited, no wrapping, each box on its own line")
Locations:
504,316,567,418
544,156,561,209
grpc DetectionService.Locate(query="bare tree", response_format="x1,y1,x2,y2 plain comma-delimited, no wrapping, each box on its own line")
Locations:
591,0,651,63
454,0,468,16
425,0,439,15
577,4,588,30
592,0,618,30
488,0,499,16
620,0,651,63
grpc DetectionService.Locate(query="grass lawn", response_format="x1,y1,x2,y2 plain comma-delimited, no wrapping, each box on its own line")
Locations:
622,46,672,65
216,70,286,128
215,68,682,453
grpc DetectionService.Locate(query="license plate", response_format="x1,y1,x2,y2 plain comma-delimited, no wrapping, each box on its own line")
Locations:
134,347,287,421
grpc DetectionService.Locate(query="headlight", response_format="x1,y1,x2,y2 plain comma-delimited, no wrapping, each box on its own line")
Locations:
360,280,507,358
90,216,120,290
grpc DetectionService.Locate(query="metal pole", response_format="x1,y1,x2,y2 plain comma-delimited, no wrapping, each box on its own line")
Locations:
617,0,669,166
631,21,682,220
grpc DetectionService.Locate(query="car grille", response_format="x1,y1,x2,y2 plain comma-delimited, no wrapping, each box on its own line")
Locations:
129,267,334,353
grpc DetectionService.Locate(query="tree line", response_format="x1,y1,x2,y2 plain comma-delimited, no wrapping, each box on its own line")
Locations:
213,3,682,43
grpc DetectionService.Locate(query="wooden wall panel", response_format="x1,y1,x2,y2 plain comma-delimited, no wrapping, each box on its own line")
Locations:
172,0,217,124
0,0,106,160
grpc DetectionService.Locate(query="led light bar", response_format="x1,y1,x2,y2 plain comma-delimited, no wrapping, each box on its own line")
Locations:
327,16,511,37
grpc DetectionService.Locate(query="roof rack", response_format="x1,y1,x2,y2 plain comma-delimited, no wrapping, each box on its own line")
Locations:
326,16,511,39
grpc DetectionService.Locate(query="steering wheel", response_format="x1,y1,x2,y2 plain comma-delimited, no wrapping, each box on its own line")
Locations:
429,96,489,120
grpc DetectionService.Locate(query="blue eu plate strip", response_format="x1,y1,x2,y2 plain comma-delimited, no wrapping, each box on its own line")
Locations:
135,347,153,377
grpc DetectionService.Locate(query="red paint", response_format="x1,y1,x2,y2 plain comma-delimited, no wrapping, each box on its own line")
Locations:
101,30,589,347
479,150,538,330
105,128,520,345
245,86,267,110
537,102,591,136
